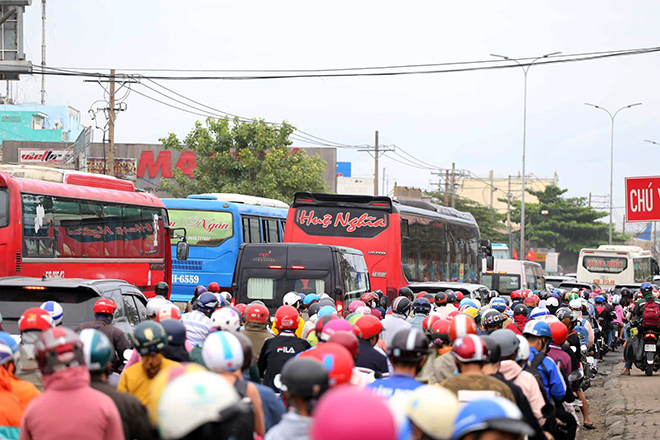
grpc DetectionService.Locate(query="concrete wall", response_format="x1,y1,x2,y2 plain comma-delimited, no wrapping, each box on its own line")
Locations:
458,174,558,214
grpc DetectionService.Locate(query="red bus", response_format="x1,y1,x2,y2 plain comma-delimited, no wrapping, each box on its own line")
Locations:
283,192,483,304
0,166,174,297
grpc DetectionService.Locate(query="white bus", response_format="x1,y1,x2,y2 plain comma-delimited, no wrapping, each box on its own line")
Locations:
577,245,653,286
492,243,511,260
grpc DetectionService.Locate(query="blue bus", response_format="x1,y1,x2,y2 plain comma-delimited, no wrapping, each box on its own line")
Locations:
163,194,288,302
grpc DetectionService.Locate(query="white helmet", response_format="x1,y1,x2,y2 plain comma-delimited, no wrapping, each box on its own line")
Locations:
146,296,170,318
403,385,459,440
210,308,241,332
157,371,240,440
40,301,64,326
612,294,621,305
220,291,232,302
515,334,530,363
202,331,244,373
283,291,301,307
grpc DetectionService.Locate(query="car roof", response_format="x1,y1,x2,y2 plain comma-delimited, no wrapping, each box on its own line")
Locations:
407,281,488,292
0,277,133,292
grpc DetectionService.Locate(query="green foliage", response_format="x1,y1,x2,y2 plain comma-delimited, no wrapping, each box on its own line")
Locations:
159,117,328,203
425,190,508,242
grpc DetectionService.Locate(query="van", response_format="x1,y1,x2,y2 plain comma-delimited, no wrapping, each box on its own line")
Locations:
232,243,370,314
482,259,545,294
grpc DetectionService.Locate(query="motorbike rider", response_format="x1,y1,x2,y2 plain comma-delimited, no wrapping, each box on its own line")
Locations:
623,282,660,376
39,301,64,326
353,315,389,375
594,295,615,349
403,385,459,440
428,313,478,384
15,308,53,391
398,286,415,301
381,297,413,348
242,303,272,360
0,331,40,407
181,292,217,346
408,298,432,333
270,292,306,337
506,304,529,335
451,397,534,440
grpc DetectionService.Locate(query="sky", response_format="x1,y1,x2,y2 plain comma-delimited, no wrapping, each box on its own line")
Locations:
15,1,660,232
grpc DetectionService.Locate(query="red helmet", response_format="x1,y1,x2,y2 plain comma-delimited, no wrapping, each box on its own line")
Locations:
422,315,441,335
454,291,464,301
244,304,269,324
207,282,220,293
328,331,359,358
521,289,533,299
156,303,182,322
234,303,248,317
35,326,85,374
299,342,353,386
274,305,299,331
19,308,53,331
353,315,383,339
431,319,451,342
360,292,378,307
320,319,354,343
447,310,460,320
416,291,428,299
548,321,568,345
510,290,521,300
451,334,489,363
93,298,117,315
523,296,538,308
448,314,477,342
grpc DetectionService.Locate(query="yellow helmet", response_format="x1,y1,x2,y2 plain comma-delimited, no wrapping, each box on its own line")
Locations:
404,385,459,439
463,307,479,319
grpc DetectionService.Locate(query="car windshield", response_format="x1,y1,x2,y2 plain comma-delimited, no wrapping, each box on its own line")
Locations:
0,286,98,334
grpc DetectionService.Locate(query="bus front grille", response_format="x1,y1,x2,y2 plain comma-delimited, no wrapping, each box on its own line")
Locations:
172,260,203,271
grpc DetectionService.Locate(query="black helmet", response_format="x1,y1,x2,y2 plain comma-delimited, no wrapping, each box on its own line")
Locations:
131,321,167,356
412,298,432,315
555,307,575,323
538,290,549,300
307,302,321,318
387,328,429,362
392,297,412,316
446,292,458,304
197,292,219,314
160,319,186,346
488,290,499,300
398,287,414,300
482,309,505,329
318,298,335,309
280,358,329,399
480,335,502,364
155,281,169,297
513,304,528,317
620,287,632,298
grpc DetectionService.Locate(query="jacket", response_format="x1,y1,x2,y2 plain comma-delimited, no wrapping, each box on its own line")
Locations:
498,360,546,423
354,339,389,374
264,412,312,440
7,370,40,407
244,374,286,432
301,316,317,339
117,354,180,407
492,372,546,440
270,317,305,338
408,314,426,333
0,367,24,440
76,317,131,371
366,373,423,400
547,343,572,375
439,373,516,403
244,323,273,359
258,333,311,390
528,347,566,403
19,366,123,440
381,314,412,348
181,310,211,346
14,334,43,392
91,380,157,440
428,353,457,385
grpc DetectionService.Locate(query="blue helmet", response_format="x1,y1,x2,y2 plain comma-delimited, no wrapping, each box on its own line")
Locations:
452,397,534,440
0,331,19,366
196,292,219,314
641,282,653,294
594,295,605,304
528,307,550,320
522,320,551,338
303,294,319,306
318,306,337,318
490,298,507,312
459,299,478,310
412,298,432,315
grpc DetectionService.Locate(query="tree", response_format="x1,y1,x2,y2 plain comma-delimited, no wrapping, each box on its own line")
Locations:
159,117,328,203
425,190,508,242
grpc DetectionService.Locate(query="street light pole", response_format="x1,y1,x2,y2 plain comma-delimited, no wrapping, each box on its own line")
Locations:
585,102,642,245
491,52,561,260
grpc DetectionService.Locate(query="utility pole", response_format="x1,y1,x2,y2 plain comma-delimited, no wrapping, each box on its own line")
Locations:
451,162,456,208
40,0,46,105
489,170,494,208
374,131,379,196
507,176,513,252
588,192,592,207
107,69,116,176
382,167,386,197
444,170,449,205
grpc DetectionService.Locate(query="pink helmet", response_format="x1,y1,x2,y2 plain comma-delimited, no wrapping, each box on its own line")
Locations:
320,319,354,343
354,306,372,316
348,300,366,314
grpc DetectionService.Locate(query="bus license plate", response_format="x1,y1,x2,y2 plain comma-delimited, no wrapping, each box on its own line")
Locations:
645,344,656,352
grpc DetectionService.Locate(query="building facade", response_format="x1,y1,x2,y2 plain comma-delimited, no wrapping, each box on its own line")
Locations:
0,103,84,147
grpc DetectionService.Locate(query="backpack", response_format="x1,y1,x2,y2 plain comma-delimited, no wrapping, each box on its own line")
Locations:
223,378,255,440
642,299,660,329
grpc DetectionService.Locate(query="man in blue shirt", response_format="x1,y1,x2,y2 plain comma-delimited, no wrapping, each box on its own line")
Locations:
367,328,428,399
523,321,566,403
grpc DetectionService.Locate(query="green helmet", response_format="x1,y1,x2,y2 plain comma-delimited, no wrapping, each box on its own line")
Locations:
78,329,113,372
567,292,580,302
131,321,167,356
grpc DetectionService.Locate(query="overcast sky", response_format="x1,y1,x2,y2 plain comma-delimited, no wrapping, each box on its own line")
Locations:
16,1,660,231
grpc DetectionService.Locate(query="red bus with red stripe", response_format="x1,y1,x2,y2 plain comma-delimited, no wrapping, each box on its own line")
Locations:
283,192,482,305
0,166,173,297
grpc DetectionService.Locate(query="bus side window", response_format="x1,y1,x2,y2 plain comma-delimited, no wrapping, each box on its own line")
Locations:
22,194,55,257
122,206,143,257
0,188,8,228
242,217,261,243
80,201,104,258
103,204,123,258
53,197,81,257
262,219,280,243
142,207,164,257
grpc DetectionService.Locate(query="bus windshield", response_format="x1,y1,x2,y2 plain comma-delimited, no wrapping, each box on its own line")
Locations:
168,209,233,247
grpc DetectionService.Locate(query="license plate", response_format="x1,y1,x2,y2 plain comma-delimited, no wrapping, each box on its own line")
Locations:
586,356,594,363
645,344,657,352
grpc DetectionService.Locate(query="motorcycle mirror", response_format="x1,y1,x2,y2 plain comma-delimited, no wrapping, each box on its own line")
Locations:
568,370,584,382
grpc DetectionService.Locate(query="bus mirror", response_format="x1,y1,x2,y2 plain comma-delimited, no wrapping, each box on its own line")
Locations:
479,239,492,257
177,241,189,261
485,256,494,271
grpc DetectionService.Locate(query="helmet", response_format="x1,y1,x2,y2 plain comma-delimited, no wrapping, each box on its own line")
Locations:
354,306,372,316
448,314,478,342
546,297,559,308
196,292,219,314
430,319,451,343
482,309,505,328
210,308,242,332
515,335,530,362
283,291,301,308
353,315,382,339
360,292,378,308
160,319,187,346
463,307,479,320
594,295,605,304
274,305,299,331
207,282,220,293
387,328,429,362
488,290,499,299
78,329,113,371
392,297,412,316
40,301,63,326
612,294,621,305
568,299,582,311
318,298,336,309
490,298,507,312
93,298,117,316
513,304,528,317
434,292,448,306
542,315,560,324
480,335,502,364
489,329,520,358
446,292,458,304
307,302,321,318
510,290,521,300
35,327,85,374
555,307,575,322
398,286,414,300
523,296,538,308
455,291,465,301
422,314,441,335
234,303,248,317
459,298,477,310
19,307,54,332
318,306,337,318
548,321,568,345
452,397,534,440
328,331,359,358
131,321,167,356
279,357,329,399
320,319,354,343
244,303,269,324
0,331,19,365
303,294,320,306
146,296,170,318
202,331,244,373
157,303,182,322
348,300,366,314
155,281,169,297
412,298,432,315
299,342,354,386
641,282,653,294
220,291,232,303
193,285,207,298
310,387,397,440
451,334,489,363
157,371,241,440
566,292,580,302
522,320,552,338
529,307,550,320
404,385,459,440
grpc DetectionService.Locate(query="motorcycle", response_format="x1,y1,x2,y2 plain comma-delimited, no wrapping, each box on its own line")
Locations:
633,329,660,376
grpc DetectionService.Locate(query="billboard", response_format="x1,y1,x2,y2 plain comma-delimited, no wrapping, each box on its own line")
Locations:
625,176,660,222
87,158,137,181
19,149,67,164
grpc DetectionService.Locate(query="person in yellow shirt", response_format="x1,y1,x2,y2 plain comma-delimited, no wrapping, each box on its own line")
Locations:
118,321,179,408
